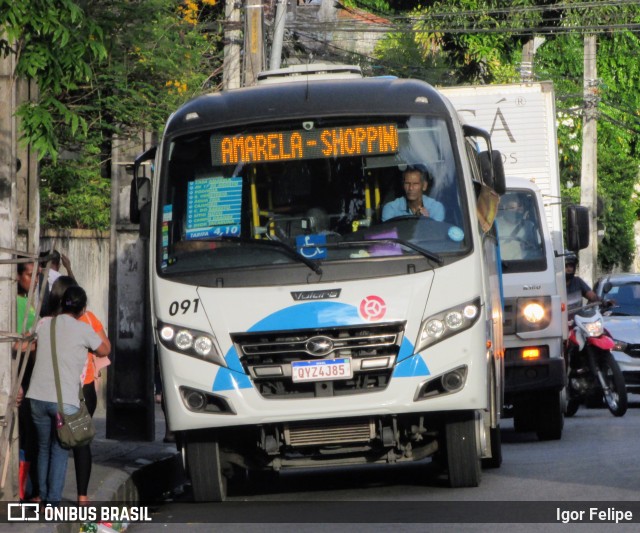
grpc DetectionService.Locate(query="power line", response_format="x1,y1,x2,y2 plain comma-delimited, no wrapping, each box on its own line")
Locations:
288,0,640,38
339,0,640,22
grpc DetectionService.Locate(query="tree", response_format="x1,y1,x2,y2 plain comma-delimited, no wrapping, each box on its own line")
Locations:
0,0,108,160
374,0,545,85
368,0,640,271
536,27,640,271
1,0,224,230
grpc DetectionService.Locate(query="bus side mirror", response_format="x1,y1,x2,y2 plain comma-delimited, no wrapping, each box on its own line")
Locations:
130,177,151,224
129,146,156,238
478,150,506,195
566,204,589,251
489,150,505,195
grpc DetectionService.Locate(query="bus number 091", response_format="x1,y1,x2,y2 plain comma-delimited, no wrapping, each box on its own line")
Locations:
169,298,200,316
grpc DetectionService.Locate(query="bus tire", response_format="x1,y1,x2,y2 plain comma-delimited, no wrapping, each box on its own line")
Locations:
185,437,228,502
445,412,481,488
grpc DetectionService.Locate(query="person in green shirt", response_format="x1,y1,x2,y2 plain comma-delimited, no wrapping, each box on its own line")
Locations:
17,261,36,332
16,260,39,501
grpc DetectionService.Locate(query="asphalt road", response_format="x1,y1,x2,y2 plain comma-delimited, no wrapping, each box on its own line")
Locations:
129,395,640,532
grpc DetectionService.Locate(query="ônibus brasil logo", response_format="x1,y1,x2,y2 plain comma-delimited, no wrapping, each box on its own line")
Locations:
359,295,386,321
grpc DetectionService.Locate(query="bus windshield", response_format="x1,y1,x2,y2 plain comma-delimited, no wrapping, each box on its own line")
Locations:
157,115,471,278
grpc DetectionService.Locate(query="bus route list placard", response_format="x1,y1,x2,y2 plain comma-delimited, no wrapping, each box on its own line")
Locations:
186,176,242,239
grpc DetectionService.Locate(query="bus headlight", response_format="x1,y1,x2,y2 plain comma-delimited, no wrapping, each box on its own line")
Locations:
194,335,214,356
416,298,481,352
175,330,194,350
157,321,226,367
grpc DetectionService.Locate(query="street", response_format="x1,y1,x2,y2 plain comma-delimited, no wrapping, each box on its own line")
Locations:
128,397,640,531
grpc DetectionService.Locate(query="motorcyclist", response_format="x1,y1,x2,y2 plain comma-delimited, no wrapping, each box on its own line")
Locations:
565,252,603,372
565,252,600,316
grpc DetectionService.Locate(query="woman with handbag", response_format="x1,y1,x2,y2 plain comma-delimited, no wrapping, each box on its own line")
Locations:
26,285,110,505
48,275,111,504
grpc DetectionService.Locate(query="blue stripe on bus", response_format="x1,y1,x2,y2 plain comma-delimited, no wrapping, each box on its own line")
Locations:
212,302,429,391
248,301,363,331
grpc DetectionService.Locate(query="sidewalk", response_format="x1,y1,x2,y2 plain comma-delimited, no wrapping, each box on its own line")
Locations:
12,403,184,533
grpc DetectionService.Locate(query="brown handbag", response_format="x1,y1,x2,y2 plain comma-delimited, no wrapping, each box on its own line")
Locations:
50,317,96,449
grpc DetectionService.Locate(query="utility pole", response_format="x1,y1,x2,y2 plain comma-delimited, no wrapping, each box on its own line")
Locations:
269,0,287,71
520,39,535,82
244,0,264,87
520,37,545,83
223,0,242,90
579,34,599,287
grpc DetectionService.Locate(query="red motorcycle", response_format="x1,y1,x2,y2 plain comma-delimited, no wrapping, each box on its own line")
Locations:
565,304,627,417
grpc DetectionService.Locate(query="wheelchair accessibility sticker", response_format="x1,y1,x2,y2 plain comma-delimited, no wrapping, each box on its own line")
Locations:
296,234,327,259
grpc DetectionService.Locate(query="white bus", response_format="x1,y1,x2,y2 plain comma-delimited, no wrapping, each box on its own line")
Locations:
131,70,506,501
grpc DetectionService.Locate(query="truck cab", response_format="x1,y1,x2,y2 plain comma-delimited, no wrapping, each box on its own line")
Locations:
497,176,567,440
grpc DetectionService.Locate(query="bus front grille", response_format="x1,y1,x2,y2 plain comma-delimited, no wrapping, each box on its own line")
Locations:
284,420,376,447
231,323,404,398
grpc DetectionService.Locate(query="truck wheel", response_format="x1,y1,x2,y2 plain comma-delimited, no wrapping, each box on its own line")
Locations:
513,400,535,432
444,412,481,487
185,438,228,502
535,390,563,441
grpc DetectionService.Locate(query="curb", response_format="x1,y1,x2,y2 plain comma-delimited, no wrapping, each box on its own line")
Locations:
50,452,184,533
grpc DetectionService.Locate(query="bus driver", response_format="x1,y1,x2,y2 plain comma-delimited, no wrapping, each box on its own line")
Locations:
381,167,445,222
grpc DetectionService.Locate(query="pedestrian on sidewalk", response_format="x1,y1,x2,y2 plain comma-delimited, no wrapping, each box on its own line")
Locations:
48,276,111,503
15,259,40,501
38,249,75,316
26,285,110,505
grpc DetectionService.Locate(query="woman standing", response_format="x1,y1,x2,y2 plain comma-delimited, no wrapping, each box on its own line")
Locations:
48,276,110,503
26,286,110,504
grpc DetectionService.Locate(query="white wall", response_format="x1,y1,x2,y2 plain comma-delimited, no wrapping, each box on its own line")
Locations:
40,229,110,330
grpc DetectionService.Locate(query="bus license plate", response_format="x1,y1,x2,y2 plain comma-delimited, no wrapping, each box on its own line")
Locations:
291,358,352,382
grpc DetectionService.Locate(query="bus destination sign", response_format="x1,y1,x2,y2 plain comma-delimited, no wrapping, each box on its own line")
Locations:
211,123,398,165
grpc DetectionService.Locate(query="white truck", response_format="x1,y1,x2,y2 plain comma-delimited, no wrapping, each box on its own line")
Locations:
440,82,569,440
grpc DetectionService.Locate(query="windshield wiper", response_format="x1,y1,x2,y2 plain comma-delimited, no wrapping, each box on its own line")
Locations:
218,237,322,275
328,239,443,264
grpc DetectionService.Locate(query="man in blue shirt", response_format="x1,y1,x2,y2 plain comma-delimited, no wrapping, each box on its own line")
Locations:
381,167,445,222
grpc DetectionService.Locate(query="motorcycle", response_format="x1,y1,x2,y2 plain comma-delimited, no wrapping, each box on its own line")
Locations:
565,303,628,417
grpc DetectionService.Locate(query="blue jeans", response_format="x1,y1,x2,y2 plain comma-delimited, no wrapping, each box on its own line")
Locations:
30,399,79,504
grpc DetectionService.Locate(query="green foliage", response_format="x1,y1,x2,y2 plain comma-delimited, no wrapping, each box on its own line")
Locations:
1,0,222,151
597,147,636,272
372,0,640,270
2,0,106,163
379,0,539,85
2,0,224,229
374,29,451,83
342,0,391,12
536,30,640,271
39,143,110,230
